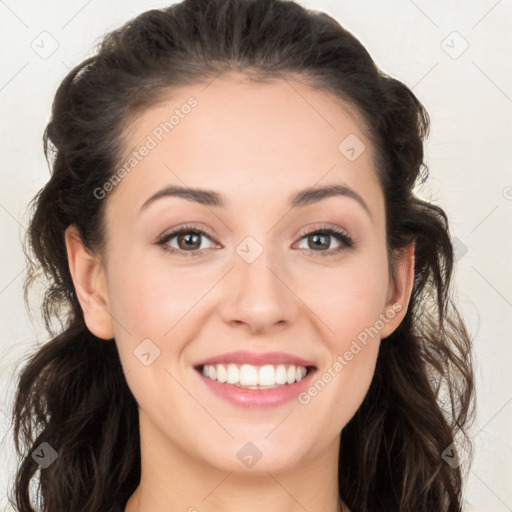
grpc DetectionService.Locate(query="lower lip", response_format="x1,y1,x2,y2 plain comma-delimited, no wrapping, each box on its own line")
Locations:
196,368,316,408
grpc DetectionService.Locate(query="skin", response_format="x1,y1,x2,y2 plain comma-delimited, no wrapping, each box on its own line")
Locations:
65,71,415,512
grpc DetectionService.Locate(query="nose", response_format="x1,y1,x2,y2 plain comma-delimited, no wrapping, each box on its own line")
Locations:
218,242,300,335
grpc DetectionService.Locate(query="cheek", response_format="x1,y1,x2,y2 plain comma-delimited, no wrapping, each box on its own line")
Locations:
294,249,390,344
293,251,388,416
106,253,210,340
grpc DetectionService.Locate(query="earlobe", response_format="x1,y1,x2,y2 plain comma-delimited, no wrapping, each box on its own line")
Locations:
64,225,115,340
380,241,415,340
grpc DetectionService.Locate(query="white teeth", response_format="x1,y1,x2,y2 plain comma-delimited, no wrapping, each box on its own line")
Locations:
216,364,227,383
226,364,239,384
286,365,296,384
275,364,287,385
239,364,258,386
200,363,309,387
259,365,275,386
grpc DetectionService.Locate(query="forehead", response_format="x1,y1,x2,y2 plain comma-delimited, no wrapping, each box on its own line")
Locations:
109,72,383,219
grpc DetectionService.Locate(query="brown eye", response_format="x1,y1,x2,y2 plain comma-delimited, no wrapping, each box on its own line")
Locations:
157,226,217,256
176,232,203,251
296,226,355,255
305,233,333,251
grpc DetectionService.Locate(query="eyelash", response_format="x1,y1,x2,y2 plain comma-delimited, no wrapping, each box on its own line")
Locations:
156,223,356,258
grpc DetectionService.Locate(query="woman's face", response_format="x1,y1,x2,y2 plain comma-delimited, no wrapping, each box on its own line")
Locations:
69,72,413,475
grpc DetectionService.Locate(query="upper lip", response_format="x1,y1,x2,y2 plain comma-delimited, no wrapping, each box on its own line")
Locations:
195,350,316,368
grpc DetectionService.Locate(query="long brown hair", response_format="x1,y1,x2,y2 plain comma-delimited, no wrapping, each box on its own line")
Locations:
11,1,475,510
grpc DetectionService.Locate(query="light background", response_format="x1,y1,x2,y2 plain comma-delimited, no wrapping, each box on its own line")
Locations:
0,0,511,510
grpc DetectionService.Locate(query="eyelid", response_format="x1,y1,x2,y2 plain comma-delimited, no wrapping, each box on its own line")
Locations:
157,223,219,244
154,226,214,261
296,223,351,240
293,223,356,254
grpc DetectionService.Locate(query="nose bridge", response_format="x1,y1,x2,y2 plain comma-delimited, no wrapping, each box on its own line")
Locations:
219,233,298,332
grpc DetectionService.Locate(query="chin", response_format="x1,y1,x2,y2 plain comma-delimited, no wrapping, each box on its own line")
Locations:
190,432,312,475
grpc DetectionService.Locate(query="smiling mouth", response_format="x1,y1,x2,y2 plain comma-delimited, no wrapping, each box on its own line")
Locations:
196,363,316,389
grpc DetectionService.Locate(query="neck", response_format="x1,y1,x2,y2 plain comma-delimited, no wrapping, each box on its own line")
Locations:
125,413,347,512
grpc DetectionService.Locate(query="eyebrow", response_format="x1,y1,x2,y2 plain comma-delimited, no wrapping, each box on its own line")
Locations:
140,183,372,220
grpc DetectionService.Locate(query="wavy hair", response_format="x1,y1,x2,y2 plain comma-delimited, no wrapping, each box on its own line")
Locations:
11,0,475,510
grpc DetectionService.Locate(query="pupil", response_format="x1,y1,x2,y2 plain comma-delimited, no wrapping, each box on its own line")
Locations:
181,233,200,249
311,234,328,250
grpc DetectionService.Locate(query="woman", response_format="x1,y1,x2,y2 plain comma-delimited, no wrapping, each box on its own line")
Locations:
11,0,475,511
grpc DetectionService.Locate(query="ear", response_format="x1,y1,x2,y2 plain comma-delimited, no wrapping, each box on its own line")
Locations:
64,225,114,340
379,241,415,340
